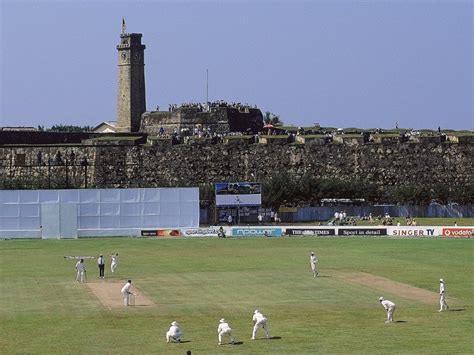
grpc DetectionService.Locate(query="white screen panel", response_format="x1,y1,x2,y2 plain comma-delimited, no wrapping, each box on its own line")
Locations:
121,189,140,202
0,217,20,229
161,202,180,215
120,216,142,228
180,202,198,215
60,190,79,203
159,215,179,227
79,203,100,216
79,216,100,229
100,216,121,228
142,188,160,202
121,203,141,216
142,217,159,228
143,203,160,215
160,188,180,202
180,215,198,227
180,188,199,202
100,203,120,216
20,190,39,204
20,204,40,217
100,189,120,202
20,217,40,229
79,189,100,203
0,191,19,204
39,190,59,203
0,205,19,217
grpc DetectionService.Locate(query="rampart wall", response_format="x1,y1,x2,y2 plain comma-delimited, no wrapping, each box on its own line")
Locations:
0,138,472,191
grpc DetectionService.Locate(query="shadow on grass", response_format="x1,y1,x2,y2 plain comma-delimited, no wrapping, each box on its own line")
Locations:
395,320,407,323
449,308,466,312
178,340,191,343
232,341,244,345
316,275,331,278
252,336,281,340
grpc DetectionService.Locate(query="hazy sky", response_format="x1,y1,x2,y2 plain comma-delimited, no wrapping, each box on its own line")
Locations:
1,0,472,130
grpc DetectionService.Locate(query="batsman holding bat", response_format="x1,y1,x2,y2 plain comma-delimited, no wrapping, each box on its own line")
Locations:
120,279,135,306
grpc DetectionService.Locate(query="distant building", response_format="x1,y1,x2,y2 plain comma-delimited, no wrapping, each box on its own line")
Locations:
115,19,146,133
92,121,118,133
0,127,37,132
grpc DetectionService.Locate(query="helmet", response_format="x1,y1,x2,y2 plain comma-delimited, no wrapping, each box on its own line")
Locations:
254,309,260,314
171,321,178,326
439,279,444,283
379,297,384,301
219,318,226,323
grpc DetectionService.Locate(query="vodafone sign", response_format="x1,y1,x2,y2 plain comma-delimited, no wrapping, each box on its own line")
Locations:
441,228,473,238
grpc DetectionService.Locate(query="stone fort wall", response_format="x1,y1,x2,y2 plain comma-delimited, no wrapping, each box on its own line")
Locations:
1,136,472,191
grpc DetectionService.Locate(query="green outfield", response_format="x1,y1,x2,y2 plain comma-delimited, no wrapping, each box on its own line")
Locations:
1,237,472,354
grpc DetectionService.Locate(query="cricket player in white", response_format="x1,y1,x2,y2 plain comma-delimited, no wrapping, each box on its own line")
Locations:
217,318,235,345
166,321,182,343
252,310,270,339
310,252,319,277
75,258,86,283
120,280,134,306
111,253,118,273
439,279,449,312
379,297,396,323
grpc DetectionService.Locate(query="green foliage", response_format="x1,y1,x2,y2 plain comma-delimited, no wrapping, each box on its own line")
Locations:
264,111,282,126
47,124,92,132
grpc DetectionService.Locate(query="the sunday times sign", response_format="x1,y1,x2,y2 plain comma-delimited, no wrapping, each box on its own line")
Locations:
215,182,262,206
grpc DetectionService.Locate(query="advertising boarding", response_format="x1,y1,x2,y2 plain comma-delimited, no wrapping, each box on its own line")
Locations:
232,227,282,237
215,182,262,206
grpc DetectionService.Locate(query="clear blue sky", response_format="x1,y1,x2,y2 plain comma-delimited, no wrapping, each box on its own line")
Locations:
1,0,472,130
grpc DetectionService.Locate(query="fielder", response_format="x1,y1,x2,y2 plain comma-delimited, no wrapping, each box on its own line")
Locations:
111,253,119,273
310,252,319,278
379,297,396,323
252,310,270,340
217,318,235,345
166,321,182,343
439,279,449,312
75,258,86,283
120,279,134,306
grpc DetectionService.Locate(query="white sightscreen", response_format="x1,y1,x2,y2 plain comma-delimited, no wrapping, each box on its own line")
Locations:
0,188,200,239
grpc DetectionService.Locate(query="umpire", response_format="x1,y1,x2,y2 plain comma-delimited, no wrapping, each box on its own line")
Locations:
98,254,105,278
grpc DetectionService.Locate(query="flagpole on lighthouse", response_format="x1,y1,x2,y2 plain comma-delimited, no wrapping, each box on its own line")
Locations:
206,68,209,103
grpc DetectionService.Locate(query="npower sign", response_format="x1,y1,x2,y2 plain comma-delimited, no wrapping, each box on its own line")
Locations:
232,227,282,237
441,228,473,238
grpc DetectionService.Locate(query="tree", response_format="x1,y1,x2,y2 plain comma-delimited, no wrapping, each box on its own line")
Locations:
264,111,282,126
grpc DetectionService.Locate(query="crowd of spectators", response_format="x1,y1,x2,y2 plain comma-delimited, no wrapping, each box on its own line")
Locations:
167,101,257,113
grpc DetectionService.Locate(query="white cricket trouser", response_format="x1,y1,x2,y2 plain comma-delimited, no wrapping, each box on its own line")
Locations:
111,262,117,273
252,319,269,339
440,294,448,311
122,292,129,306
311,264,318,276
76,271,85,282
218,329,235,344
387,306,395,322
166,331,182,342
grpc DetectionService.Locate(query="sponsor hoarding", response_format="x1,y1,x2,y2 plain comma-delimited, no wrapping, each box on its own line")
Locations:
286,228,335,236
182,227,220,237
215,182,262,206
231,227,282,237
388,227,440,237
338,228,387,236
141,229,181,237
441,228,473,238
